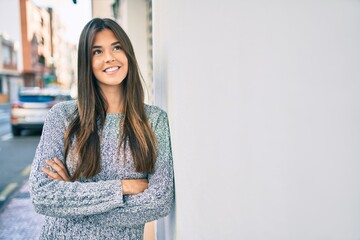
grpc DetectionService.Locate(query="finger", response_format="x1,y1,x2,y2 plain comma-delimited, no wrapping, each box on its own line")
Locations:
41,166,61,179
45,159,69,181
44,159,71,182
48,175,57,180
54,157,66,171
53,158,71,181
41,167,64,181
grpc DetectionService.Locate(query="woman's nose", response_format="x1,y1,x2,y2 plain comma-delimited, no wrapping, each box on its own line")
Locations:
105,58,115,63
105,52,115,63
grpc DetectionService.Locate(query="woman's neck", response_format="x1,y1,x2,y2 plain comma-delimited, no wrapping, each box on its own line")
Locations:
102,86,124,114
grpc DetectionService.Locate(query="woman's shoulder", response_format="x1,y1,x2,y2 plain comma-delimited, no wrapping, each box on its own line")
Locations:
48,100,77,118
144,104,168,123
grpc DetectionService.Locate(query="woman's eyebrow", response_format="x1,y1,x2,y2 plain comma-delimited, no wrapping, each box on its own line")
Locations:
111,41,121,46
92,41,121,49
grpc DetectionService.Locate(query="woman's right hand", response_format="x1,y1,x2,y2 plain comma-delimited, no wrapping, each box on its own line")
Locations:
121,179,148,195
42,157,71,182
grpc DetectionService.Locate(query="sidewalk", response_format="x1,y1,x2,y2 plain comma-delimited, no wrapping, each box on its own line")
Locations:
0,181,44,240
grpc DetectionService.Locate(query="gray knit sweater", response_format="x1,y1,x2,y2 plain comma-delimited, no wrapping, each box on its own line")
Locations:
29,100,174,240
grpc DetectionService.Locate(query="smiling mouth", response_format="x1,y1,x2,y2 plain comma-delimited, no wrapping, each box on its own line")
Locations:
103,66,120,73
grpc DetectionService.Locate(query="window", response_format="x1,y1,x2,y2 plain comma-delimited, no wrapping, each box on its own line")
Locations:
2,45,11,65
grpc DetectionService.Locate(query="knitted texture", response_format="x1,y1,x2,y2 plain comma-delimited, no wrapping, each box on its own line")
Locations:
29,100,174,240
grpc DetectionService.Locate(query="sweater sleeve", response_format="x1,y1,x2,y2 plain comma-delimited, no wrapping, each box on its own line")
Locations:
84,110,175,227
29,102,124,218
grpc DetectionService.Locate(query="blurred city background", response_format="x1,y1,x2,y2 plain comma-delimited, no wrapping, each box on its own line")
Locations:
1,0,360,240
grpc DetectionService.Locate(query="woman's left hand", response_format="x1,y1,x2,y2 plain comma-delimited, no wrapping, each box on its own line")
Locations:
41,157,71,182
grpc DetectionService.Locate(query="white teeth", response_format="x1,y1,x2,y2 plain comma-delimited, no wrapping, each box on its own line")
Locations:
104,67,119,73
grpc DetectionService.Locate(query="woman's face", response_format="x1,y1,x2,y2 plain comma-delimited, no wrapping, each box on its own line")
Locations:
91,28,129,91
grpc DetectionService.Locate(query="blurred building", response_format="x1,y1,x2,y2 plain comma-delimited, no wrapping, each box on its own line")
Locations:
20,0,52,88
0,0,22,104
0,33,20,103
0,0,76,104
20,0,76,89
49,9,76,90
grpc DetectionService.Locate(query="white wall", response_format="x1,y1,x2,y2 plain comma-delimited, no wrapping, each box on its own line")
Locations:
153,0,360,239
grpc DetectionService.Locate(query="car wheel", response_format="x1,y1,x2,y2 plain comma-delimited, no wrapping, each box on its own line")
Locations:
12,126,21,136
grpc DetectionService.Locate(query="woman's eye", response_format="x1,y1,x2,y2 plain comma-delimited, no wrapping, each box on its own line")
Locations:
114,45,122,51
93,49,102,55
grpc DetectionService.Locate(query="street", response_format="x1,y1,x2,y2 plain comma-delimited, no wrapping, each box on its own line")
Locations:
0,106,41,210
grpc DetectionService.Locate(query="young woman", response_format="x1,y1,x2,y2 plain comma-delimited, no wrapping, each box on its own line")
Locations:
29,18,174,239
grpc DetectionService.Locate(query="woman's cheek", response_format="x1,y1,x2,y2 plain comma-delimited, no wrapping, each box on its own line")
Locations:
92,59,102,69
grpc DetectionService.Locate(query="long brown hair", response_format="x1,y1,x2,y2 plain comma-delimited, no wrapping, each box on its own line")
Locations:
64,18,157,181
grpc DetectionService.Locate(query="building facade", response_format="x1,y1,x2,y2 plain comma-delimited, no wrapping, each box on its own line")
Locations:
49,9,76,90
0,0,76,105
20,0,52,87
0,0,22,103
0,34,20,103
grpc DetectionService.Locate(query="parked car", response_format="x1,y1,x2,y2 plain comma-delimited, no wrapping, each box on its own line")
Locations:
11,87,71,136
